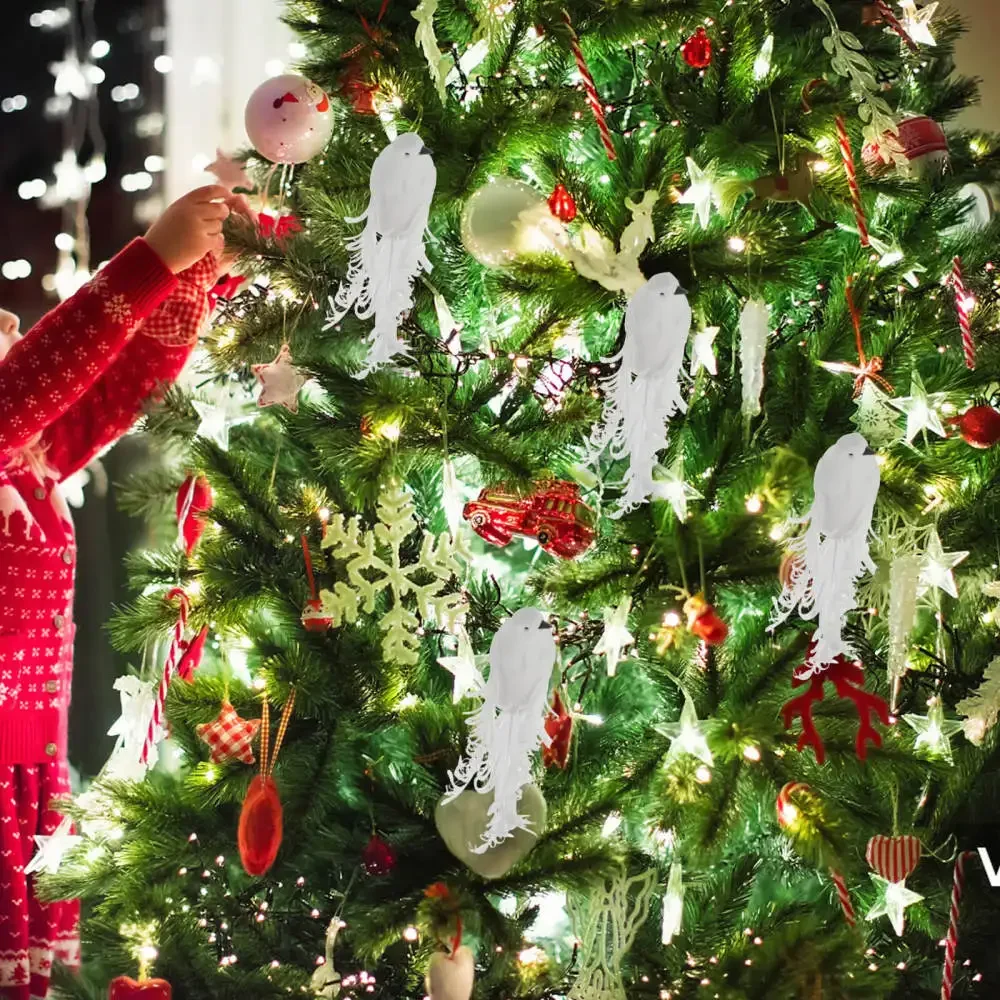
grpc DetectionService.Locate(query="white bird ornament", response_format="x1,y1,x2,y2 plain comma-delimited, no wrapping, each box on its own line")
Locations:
444,608,555,851
772,433,881,673
589,273,692,515
326,132,436,376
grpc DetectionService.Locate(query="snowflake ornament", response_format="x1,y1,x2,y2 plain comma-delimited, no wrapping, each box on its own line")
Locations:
253,344,307,413
319,483,468,665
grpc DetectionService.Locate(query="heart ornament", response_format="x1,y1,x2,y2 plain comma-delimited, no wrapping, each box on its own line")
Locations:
426,946,475,1000
435,783,546,880
865,834,922,883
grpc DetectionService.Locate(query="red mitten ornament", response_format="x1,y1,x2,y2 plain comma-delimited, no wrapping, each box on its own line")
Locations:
176,624,209,682
542,689,573,768
109,978,171,1000
176,475,213,557
684,594,728,645
238,690,295,876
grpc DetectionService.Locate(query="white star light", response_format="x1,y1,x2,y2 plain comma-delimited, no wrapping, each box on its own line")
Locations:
253,344,308,413
678,157,718,229
594,596,635,677
657,695,713,766
898,0,938,46
689,327,719,377
866,874,924,936
903,697,964,764
436,625,484,702
193,384,256,450
25,816,81,876
890,373,948,443
919,529,968,599
652,457,703,522
49,53,93,99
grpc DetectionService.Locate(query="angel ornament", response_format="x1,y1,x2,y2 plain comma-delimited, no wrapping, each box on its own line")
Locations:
444,608,555,851
772,433,880,673
588,273,692,515
325,132,437,376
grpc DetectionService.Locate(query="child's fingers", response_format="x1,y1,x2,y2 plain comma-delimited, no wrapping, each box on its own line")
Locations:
187,184,232,203
225,193,255,219
201,203,231,221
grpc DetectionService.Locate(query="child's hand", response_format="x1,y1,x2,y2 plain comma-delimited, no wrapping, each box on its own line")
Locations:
0,309,18,338
145,185,238,274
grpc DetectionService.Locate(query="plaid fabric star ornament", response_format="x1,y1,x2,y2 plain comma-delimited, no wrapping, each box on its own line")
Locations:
197,701,261,765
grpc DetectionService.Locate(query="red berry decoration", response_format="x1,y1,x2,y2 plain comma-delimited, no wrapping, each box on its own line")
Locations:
681,26,713,69
684,594,728,645
109,978,172,1000
362,834,397,875
548,183,577,223
176,474,213,558
463,480,595,560
542,689,574,769
950,404,1000,448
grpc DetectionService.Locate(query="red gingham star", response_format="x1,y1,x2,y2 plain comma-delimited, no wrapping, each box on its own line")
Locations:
196,701,261,765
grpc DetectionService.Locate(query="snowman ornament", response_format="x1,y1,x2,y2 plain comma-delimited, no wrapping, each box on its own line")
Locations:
244,73,334,164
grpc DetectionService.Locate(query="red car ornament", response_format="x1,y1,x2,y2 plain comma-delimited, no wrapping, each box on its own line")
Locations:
463,480,595,559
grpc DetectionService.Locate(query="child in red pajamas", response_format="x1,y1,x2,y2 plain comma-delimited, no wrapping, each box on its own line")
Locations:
0,184,242,1000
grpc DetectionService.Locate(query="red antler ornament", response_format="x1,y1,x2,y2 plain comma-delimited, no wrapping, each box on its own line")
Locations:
782,650,890,764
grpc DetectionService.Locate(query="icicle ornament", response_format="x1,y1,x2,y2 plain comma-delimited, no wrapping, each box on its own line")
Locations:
888,554,921,682
326,133,436,376
661,861,684,945
739,298,769,418
771,433,880,673
444,608,555,851
589,273,691,515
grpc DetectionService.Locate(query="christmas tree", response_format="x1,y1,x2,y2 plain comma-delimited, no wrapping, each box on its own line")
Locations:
45,1,1000,999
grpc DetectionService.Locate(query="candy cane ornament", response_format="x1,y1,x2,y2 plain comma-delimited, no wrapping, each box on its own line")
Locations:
951,257,976,370
836,116,870,247
941,851,977,1000
874,0,918,52
140,587,190,765
561,9,616,161
830,869,857,927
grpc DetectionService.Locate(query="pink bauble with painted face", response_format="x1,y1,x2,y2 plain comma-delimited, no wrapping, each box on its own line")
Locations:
244,74,334,164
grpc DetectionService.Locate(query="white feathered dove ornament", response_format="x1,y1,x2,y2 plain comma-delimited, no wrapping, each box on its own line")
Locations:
326,132,436,376
444,608,555,851
772,433,880,673
589,273,692,515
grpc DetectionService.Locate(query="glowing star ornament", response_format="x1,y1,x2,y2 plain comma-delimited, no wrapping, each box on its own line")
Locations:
252,344,307,413
661,861,684,946
657,694,713,766
24,816,81,876
652,456,702,521
436,625,483,703
594,596,635,676
866,874,924,936
444,609,556,850
898,0,937,45
689,326,719,377
890,373,947,444
207,149,251,191
904,697,963,763
919,529,968,599
192,385,255,451
326,133,437,376
678,157,718,229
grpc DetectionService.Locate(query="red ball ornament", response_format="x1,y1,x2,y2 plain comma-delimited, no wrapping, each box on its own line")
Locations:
548,183,577,223
681,26,713,69
239,774,284,876
301,598,333,633
542,689,574,769
861,116,949,180
109,978,171,1000
176,474,213,558
684,594,728,646
949,405,1000,448
362,834,396,875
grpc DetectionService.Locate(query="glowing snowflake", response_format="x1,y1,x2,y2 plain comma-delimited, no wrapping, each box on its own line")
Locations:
319,483,468,665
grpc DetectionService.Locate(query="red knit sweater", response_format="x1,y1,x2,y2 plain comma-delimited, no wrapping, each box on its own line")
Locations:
0,238,214,764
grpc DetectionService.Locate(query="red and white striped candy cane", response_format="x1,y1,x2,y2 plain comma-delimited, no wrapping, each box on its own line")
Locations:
830,869,856,927
561,9,616,161
836,116,870,247
874,0,918,52
941,851,977,1000
951,256,976,370
140,587,190,765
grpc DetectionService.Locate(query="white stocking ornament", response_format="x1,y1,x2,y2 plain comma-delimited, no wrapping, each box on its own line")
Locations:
444,608,555,850
426,947,475,1000
771,433,880,673
326,133,436,376
589,273,691,515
